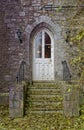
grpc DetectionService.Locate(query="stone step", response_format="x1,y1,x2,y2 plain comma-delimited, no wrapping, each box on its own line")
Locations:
27,110,63,114
28,94,63,101
29,83,61,89
25,83,63,114
28,107,62,112
28,101,62,109
32,82,62,85
28,88,61,95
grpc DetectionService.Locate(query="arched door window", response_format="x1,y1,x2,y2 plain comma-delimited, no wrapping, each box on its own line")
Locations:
35,30,51,59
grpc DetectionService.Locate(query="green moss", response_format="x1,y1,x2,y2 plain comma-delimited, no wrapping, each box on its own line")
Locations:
0,93,9,96
0,105,84,130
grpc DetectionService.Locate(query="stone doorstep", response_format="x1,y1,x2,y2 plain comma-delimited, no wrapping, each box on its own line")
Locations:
0,93,9,105
32,80,66,85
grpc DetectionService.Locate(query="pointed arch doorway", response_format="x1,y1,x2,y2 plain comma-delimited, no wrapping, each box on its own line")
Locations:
32,29,54,81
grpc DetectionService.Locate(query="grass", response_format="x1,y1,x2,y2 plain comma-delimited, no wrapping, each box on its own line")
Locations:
0,105,84,130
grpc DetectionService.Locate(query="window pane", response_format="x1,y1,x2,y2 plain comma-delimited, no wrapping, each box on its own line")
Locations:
45,32,51,45
45,45,51,58
45,32,51,58
35,32,42,58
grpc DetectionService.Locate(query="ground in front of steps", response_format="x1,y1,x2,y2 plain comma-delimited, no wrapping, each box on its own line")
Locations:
0,105,84,130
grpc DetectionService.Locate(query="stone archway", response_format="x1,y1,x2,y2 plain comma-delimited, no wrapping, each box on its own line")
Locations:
25,15,64,82
32,26,54,81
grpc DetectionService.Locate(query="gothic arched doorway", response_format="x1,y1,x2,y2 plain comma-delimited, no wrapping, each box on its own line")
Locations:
32,29,54,81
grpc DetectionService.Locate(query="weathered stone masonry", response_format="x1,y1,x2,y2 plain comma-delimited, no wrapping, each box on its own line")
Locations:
0,0,83,117
0,0,73,92
0,1,83,116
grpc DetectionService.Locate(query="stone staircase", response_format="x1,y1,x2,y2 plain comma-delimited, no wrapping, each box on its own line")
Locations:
25,83,63,114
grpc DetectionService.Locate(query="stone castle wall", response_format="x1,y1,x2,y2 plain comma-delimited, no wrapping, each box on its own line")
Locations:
0,0,78,92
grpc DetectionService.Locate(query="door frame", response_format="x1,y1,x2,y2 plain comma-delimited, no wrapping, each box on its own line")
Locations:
32,28,55,81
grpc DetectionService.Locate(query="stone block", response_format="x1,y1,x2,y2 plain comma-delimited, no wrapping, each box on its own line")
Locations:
9,84,24,117
63,85,79,117
0,93,9,105
63,100,79,117
79,92,84,105
19,11,25,17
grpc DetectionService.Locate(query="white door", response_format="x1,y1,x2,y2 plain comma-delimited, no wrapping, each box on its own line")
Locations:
33,29,54,81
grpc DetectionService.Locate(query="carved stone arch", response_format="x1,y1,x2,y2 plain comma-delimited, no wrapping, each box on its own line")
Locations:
29,22,55,81
25,15,62,36
29,22,55,50
25,15,65,82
